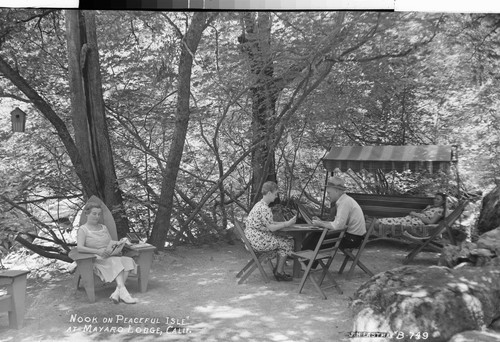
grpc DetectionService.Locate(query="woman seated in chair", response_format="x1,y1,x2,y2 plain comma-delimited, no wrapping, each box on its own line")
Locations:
376,192,448,229
77,202,138,304
245,181,296,282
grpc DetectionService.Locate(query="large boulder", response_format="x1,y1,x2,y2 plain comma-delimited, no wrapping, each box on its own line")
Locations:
477,186,500,235
477,227,500,256
351,264,500,342
448,330,500,342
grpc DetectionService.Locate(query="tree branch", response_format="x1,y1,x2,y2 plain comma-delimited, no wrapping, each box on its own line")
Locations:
15,235,73,263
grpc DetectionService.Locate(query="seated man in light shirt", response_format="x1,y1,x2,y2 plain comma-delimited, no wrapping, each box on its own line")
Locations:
302,176,366,253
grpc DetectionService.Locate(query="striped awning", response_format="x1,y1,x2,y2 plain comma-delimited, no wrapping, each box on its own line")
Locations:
322,145,454,173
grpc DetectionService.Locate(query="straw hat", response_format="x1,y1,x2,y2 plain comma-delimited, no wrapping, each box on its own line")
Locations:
323,177,347,191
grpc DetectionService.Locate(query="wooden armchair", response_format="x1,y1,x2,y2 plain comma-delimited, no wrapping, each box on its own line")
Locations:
0,270,30,329
68,196,156,302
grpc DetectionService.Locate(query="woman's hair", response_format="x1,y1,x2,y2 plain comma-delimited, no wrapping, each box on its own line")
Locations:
84,202,102,214
261,181,279,195
435,192,448,216
436,192,447,204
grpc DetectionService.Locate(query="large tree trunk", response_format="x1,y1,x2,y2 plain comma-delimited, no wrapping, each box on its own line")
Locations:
240,13,280,204
148,13,215,250
65,10,130,237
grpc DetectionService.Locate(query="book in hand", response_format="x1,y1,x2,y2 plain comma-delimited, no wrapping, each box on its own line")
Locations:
105,238,130,256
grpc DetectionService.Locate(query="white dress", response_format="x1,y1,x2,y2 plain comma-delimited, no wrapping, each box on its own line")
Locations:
80,224,136,282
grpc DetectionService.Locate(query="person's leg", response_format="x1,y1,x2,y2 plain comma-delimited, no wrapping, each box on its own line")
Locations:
301,232,322,250
339,233,364,249
116,258,138,304
275,236,294,273
115,271,125,288
276,254,287,273
109,271,125,303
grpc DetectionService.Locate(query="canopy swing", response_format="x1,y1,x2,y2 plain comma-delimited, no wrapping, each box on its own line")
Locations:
319,145,460,216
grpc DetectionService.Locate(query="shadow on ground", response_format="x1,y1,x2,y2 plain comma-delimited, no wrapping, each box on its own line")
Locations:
0,240,440,342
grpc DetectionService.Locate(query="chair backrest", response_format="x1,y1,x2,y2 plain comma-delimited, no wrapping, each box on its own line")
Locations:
442,200,468,226
352,218,377,251
79,195,118,240
233,220,254,252
312,228,347,259
348,193,434,218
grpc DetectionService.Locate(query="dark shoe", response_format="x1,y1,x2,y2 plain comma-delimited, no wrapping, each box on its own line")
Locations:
274,272,293,282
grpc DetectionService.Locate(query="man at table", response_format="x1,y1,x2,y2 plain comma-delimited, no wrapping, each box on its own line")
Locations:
302,177,366,254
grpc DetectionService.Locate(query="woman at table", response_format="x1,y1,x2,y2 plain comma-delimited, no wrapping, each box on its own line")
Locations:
376,192,448,228
245,181,297,281
77,202,138,304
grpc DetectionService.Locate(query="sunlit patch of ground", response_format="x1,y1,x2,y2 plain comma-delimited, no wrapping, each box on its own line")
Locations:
0,240,436,341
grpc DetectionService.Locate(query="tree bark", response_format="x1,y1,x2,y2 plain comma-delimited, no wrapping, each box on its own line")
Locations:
65,10,130,237
148,13,216,250
240,13,279,203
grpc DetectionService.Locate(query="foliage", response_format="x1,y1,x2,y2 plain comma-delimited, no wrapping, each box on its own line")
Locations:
0,10,498,253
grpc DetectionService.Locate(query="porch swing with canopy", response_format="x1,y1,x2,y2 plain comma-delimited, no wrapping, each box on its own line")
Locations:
316,145,467,263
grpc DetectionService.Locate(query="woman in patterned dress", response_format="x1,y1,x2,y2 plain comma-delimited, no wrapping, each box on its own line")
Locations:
77,202,138,304
376,193,447,228
245,181,296,281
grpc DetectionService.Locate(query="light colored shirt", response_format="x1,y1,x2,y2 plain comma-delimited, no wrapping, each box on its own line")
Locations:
327,193,366,236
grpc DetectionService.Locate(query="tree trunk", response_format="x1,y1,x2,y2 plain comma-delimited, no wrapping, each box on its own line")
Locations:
148,13,215,250
240,13,280,204
65,10,130,237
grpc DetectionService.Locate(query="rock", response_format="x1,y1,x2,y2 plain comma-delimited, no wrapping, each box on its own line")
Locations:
491,317,500,331
476,227,500,256
351,265,500,342
448,330,500,342
439,242,477,268
439,228,500,267
477,186,500,235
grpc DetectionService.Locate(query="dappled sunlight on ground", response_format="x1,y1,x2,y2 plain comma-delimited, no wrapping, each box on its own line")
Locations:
0,240,435,341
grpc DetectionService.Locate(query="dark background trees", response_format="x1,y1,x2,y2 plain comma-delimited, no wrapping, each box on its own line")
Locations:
0,10,498,257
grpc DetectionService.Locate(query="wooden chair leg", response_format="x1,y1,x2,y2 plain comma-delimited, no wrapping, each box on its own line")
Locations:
338,254,350,274
323,268,343,295
77,259,96,303
309,273,327,300
8,273,28,329
296,260,313,295
254,255,270,283
238,263,261,284
236,260,255,278
136,250,154,293
343,249,374,279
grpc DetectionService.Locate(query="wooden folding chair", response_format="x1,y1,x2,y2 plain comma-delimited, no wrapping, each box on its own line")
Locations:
338,218,376,279
233,221,276,284
291,227,347,299
403,201,468,265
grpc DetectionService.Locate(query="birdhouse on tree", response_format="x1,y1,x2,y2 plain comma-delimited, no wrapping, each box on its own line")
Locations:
11,107,27,132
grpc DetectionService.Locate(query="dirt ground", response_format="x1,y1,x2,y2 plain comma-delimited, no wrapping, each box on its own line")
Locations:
0,240,439,342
